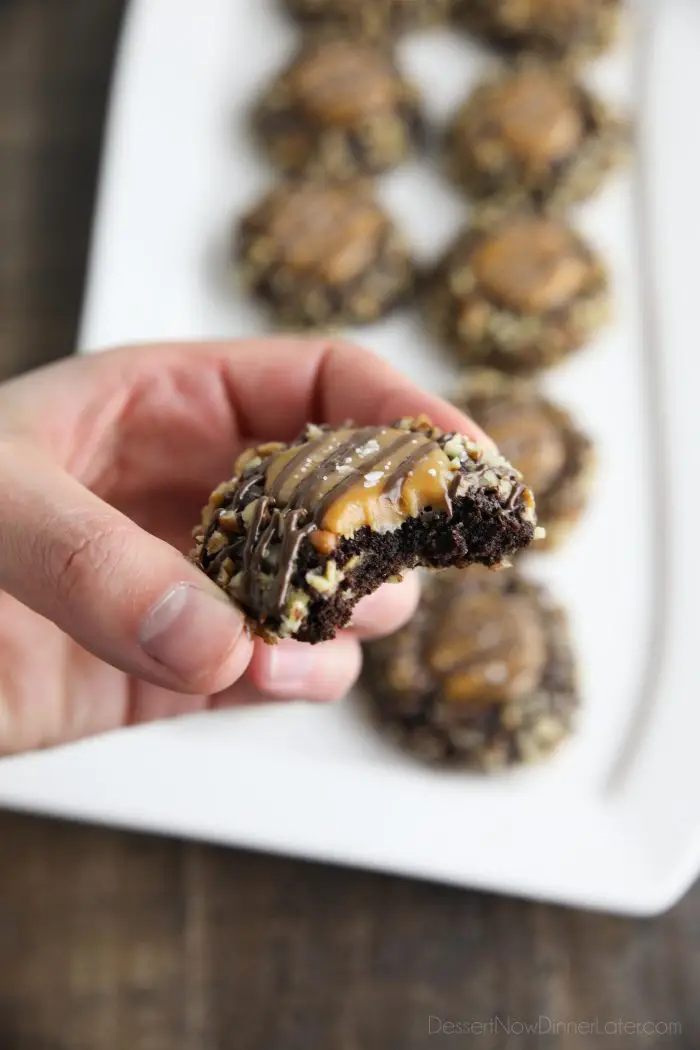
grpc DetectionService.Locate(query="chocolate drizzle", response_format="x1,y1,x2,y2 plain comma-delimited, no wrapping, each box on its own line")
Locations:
290,426,382,509
220,424,453,622
247,506,317,615
314,431,425,519
267,432,338,501
197,422,534,630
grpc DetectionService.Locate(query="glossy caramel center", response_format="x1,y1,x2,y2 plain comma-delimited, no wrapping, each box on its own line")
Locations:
428,591,546,705
264,426,454,537
472,218,588,313
264,186,383,283
483,70,582,166
480,403,565,494
292,42,399,125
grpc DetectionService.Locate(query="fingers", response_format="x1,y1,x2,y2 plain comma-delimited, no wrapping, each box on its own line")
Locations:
124,633,362,727
127,577,417,721
0,442,253,695
127,577,416,721
349,573,421,639
25,339,490,456
210,337,492,445
0,340,491,517
306,340,492,445
239,634,362,703
214,576,418,709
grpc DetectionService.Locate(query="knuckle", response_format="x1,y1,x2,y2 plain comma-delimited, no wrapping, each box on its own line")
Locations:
45,518,128,606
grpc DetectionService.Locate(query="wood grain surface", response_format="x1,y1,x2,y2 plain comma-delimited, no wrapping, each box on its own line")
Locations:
0,2,697,1048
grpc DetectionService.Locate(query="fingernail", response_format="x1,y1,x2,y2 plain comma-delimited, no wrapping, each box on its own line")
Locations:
264,642,320,697
139,582,245,682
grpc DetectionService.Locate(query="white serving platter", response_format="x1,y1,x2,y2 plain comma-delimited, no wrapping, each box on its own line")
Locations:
0,0,698,916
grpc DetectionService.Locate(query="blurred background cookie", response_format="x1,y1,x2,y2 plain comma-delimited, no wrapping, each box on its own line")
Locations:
253,37,424,178
445,60,629,212
282,0,452,38
362,567,578,771
236,180,413,328
424,209,610,373
454,370,595,549
453,0,623,65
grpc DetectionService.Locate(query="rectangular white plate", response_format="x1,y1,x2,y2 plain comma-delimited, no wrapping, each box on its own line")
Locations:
1,0,699,916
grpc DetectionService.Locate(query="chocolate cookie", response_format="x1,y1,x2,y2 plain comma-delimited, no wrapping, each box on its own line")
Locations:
236,181,413,329
191,417,537,644
253,38,424,178
454,370,594,548
362,567,578,770
424,209,610,373
282,0,451,37
454,0,622,65
446,61,629,212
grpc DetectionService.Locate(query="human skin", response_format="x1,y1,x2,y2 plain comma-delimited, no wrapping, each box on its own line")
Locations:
0,339,486,755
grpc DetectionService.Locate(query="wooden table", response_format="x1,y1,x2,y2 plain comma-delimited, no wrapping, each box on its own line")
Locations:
0,3,697,1047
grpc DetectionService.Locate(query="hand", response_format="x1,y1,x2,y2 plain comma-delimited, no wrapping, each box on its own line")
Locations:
0,338,484,754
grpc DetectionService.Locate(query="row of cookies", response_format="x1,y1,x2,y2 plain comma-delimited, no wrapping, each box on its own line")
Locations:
356,5,630,771
228,2,626,772
239,37,626,372
252,36,627,206
238,183,597,546
282,0,622,66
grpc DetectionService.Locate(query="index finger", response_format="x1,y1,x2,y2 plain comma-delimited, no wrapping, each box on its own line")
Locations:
219,337,492,444
98,337,492,445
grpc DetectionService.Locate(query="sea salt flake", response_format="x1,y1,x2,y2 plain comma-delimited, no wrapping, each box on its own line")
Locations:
364,470,385,487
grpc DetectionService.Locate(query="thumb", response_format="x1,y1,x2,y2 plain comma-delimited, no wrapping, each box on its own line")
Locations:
0,443,253,693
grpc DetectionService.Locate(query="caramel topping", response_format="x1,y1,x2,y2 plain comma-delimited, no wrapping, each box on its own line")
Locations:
321,445,453,537
480,403,565,494
472,218,588,313
309,529,338,556
291,42,399,126
428,591,546,705
529,0,590,29
263,185,384,283
481,70,582,167
263,425,454,537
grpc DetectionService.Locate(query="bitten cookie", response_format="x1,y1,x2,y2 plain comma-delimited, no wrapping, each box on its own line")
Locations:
253,38,424,178
454,370,595,549
445,61,629,212
282,0,451,37
191,417,537,644
424,209,610,374
454,0,622,65
236,181,413,329
362,567,578,771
